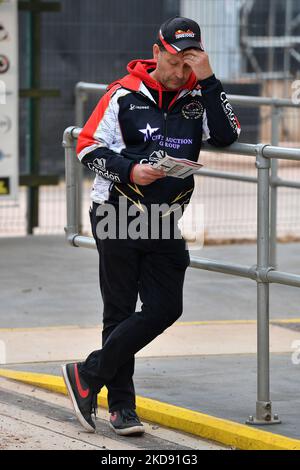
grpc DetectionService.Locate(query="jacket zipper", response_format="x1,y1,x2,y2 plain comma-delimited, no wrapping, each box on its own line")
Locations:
137,89,192,159
161,92,192,158
137,89,191,110
163,111,168,158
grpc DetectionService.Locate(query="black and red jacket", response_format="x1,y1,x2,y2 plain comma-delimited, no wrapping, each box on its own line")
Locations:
77,59,241,209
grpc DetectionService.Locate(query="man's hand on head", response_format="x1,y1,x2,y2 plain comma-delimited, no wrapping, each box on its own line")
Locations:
182,49,214,82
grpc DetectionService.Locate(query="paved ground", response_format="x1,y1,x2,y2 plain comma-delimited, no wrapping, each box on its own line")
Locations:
0,236,299,328
0,322,298,363
1,352,300,441
0,236,300,449
0,377,225,450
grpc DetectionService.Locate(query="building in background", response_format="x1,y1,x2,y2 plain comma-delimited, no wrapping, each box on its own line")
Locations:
181,0,242,81
18,0,300,176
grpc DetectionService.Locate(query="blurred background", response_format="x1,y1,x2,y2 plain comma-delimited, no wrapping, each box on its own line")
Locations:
1,0,300,241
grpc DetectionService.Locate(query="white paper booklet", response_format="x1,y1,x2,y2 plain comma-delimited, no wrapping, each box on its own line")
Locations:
152,154,203,178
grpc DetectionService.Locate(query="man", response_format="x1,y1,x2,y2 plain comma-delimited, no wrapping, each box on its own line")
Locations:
62,16,241,436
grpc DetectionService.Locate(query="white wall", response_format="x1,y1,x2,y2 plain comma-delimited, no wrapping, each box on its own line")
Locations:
180,0,242,81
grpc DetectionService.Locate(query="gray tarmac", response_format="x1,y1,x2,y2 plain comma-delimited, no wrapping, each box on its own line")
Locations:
0,235,300,446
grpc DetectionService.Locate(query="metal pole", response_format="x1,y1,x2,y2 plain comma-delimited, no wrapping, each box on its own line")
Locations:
26,2,41,234
75,86,86,234
63,127,300,427
63,127,80,242
247,144,280,425
74,83,107,234
269,105,281,268
257,145,271,413
267,0,276,91
75,82,300,108
283,0,293,98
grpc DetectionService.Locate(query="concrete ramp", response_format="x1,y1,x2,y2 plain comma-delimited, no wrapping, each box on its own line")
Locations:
0,376,224,450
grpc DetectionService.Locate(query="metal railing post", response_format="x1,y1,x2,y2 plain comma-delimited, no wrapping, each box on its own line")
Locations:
247,144,280,425
63,126,96,249
74,83,108,234
63,126,300,426
75,85,88,234
63,127,80,243
269,105,281,268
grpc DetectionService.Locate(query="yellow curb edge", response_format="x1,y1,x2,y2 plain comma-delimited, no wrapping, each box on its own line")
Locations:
0,368,300,450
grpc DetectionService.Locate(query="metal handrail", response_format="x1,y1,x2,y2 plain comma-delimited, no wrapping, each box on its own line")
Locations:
75,82,300,108
63,125,300,425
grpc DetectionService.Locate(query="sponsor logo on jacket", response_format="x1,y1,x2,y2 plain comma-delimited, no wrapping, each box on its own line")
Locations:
153,135,193,150
93,158,106,170
182,101,204,119
88,159,121,182
138,123,193,149
139,123,159,142
130,104,150,111
220,92,238,132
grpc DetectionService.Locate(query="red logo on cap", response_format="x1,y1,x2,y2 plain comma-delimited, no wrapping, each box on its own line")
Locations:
175,29,195,39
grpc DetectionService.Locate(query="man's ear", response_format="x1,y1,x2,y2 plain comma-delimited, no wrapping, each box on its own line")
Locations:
153,44,160,60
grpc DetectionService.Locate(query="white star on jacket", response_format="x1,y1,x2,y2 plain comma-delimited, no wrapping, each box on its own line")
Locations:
139,123,159,142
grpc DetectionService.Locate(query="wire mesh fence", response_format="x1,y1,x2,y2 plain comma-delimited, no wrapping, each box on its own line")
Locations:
2,153,300,243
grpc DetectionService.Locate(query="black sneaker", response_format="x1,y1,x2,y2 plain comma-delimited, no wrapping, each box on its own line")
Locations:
62,363,98,433
109,408,145,436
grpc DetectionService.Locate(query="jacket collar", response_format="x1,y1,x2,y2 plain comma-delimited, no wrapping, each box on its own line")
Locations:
107,59,198,94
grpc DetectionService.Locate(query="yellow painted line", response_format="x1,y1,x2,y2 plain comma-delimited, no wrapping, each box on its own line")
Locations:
0,318,300,333
0,325,101,333
272,319,300,324
177,318,300,326
176,320,257,326
0,368,299,450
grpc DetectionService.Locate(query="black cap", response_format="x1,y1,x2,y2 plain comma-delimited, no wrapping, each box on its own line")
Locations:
157,16,204,54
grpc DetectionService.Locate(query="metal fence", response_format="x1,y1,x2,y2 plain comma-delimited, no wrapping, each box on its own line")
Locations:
63,125,300,425
1,0,300,239
1,84,299,247
2,0,300,239
75,82,300,267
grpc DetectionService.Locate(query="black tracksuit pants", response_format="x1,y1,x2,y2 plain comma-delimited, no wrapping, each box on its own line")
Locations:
79,202,190,413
